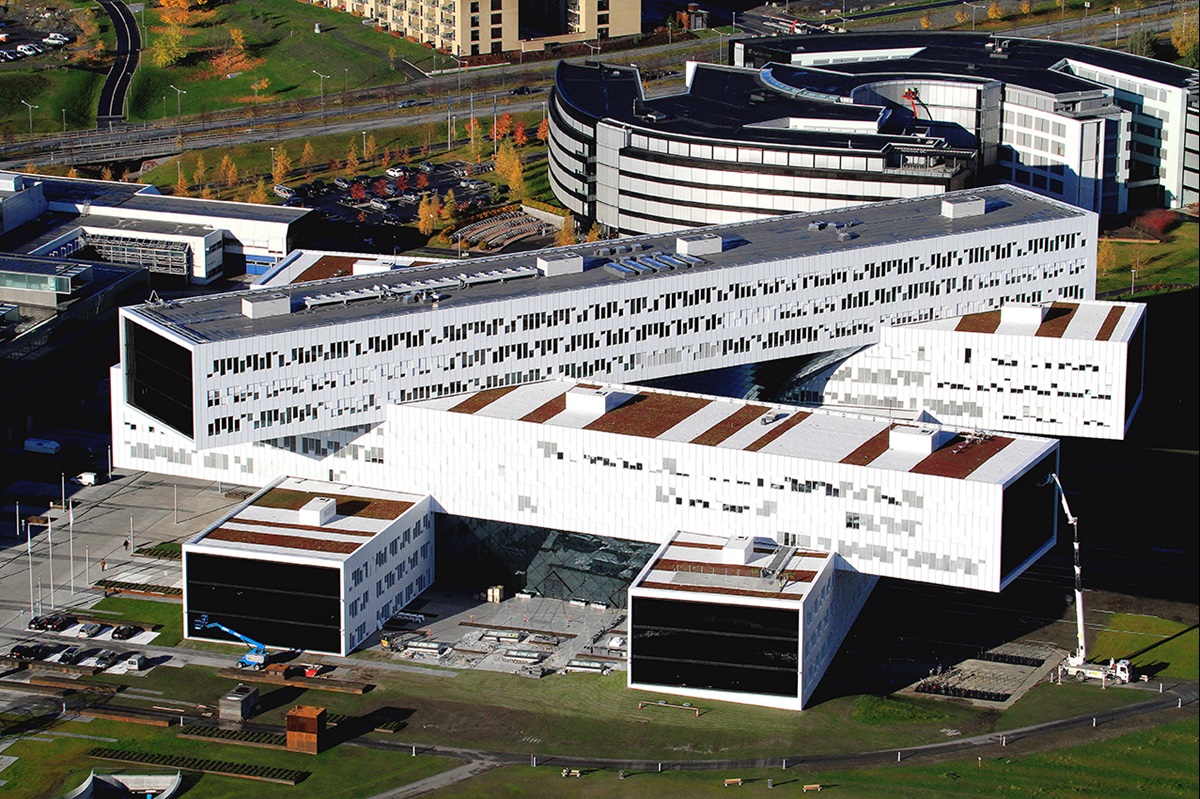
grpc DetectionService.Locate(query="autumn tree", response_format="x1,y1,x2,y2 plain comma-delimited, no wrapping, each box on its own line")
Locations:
395,174,410,192
920,14,932,29
388,45,397,71
218,155,235,187
344,139,360,175
508,165,526,200
364,134,378,162
416,172,430,191
381,150,392,170
1171,13,1199,58
248,176,269,204
66,167,79,179
555,212,577,246
160,0,195,27
585,223,602,242
191,154,207,190
213,26,253,77
252,77,271,102
441,189,458,223
417,195,439,235
1020,0,1032,15
955,6,970,24
494,139,520,184
300,141,316,169
513,120,528,147
536,116,550,144
374,178,390,197
174,165,189,196
272,144,292,185
151,25,186,67
350,182,367,200
986,1,1004,20
466,117,484,162
101,166,114,181
493,111,514,141
1096,239,1116,275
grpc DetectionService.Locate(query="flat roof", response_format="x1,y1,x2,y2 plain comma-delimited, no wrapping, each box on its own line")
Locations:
740,31,1198,89
126,185,1088,344
188,477,426,563
631,532,832,602
28,174,310,225
409,379,1056,485
909,300,1144,343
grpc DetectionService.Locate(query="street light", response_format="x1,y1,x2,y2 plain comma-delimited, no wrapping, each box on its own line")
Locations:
20,100,37,134
963,2,984,30
361,130,368,159
344,67,349,95
1114,21,1120,45
1130,267,1137,296
450,55,466,97
313,70,330,127
168,84,187,130
61,108,66,133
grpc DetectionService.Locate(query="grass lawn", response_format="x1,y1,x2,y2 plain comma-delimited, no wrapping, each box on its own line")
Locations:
0,716,456,799
1090,613,1199,681
88,595,183,647
0,0,114,135
127,0,436,122
425,717,1199,798
1097,222,1199,296
997,681,1155,730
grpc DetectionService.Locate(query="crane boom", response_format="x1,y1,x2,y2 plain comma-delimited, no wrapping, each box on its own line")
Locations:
193,615,270,669
1049,474,1086,665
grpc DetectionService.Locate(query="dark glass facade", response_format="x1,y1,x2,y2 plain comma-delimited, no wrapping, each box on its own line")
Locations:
999,451,1058,581
1125,317,1145,423
185,552,342,653
630,596,800,697
126,320,194,437
436,514,657,608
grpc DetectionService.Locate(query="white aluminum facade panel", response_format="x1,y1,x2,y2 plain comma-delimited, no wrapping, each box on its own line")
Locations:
799,302,1146,439
115,190,1096,453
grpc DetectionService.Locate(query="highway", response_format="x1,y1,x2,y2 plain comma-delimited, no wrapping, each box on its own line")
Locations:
95,0,141,126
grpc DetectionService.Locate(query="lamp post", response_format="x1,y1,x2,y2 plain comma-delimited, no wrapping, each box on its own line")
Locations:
1130,267,1136,296
362,130,368,159
451,55,465,97
344,67,349,95
313,70,330,127
1114,21,1120,45
168,84,186,131
61,108,66,133
270,146,276,181
963,2,984,30
20,100,37,134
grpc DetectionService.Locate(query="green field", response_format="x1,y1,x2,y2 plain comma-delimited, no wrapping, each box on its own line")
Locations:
1097,223,1200,297
0,716,456,799
425,717,1200,798
127,0,437,122
88,595,183,646
0,0,114,135
1090,613,1199,681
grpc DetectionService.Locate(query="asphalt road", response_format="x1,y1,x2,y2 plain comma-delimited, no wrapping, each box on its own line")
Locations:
94,0,141,125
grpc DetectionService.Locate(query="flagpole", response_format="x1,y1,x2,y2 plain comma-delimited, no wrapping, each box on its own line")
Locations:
69,499,75,595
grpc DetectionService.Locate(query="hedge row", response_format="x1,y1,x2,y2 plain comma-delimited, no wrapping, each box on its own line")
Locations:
134,543,183,560
87,747,307,784
95,579,183,596
179,725,287,746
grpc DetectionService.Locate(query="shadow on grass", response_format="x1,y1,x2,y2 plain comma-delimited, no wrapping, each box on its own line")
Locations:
255,685,308,715
325,706,414,746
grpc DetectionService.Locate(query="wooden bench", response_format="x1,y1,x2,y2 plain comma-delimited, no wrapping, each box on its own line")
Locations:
803,785,822,793
560,769,581,778
724,778,744,787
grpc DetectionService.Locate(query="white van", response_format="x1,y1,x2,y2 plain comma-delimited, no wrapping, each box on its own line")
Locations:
71,472,98,486
24,438,60,455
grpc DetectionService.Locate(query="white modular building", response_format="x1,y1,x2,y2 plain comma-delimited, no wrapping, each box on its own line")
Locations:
549,34,1198,234
110,186,1095,475
183,477,434,656
384,380,1059,594
793,300,1147,440
627,533,876,711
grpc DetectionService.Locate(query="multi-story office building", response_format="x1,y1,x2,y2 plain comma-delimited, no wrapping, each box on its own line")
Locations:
343,0,638,56
549,33,1197,234
110,187,1094,467
791,300,1146,440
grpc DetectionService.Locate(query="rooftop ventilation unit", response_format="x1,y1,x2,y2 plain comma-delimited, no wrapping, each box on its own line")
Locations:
941,196,986,219
1000,303,1049,327
888,425,956,455
241,294,290,319
722,534,755,565
537,252,584,277
676,233,723,257
565,385,629,415
299,496,337,526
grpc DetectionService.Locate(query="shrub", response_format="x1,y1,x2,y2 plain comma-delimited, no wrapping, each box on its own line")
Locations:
1132,209,1180,239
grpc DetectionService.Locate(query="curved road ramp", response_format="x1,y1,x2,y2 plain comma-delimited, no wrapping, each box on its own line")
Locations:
62,769,183,799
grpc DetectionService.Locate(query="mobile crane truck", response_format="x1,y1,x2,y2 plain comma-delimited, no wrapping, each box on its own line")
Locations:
193,615,271,670
1048,474,1133,686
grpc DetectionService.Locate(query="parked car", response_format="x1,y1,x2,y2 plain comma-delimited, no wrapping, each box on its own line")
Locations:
397,99,419,108
509,85,533,95
333,176,353,190
310,179,327,194
44,614,76,632
28,614,51,631
417,161,434,173
77,623,105,638
94,649,122,669
16,44,38,57
124,652,147,671
273,184,295,199
0,50,17,61
71,472,97,486
57,645,83,665
111,624,142,641
380,213,401,226
8,643,52,660
386,166,409,179
368,197,390,212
